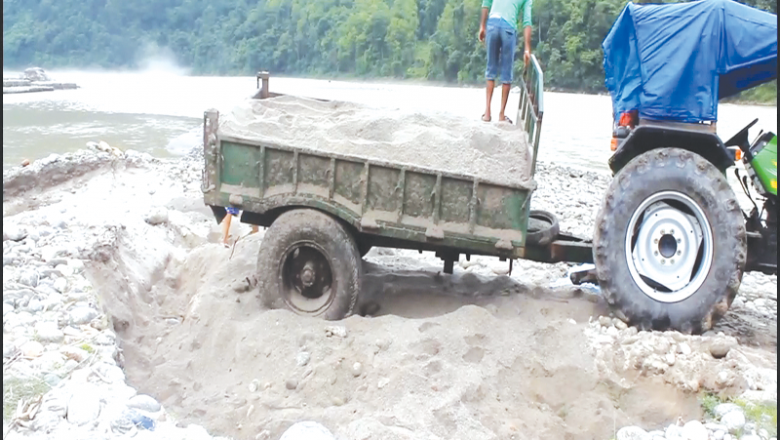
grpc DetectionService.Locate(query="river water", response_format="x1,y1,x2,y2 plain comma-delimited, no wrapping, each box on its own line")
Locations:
3,68,777,176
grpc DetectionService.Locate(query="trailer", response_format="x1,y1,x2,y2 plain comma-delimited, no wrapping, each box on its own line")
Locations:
201,59,593,321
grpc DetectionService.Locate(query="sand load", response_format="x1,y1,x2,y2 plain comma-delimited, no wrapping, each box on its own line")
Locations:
218,95,535,188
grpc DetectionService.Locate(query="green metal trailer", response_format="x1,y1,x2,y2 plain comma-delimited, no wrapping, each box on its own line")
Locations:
201,59,593,320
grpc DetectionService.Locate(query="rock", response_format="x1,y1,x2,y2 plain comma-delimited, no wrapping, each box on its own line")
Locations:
69,306,98,325
740,436,761,440
4,341,17,358
60,346,90,363
19,270,39,288
145,208,169,225
53,277,68,293
715,403,743,418
94,362,126,384
599,316,613,327
666,424,686,439
67,384,102,426
352,362,363,377
296,352,311,367
35,321,64,343
721,408,747,433
280,421,336,440
127,394,162,413
4,226,28,242
678,343,692,356
44,373,62,387
27,297,44,313
616,426,650,440
325,326,348,338
94,331,116,346
20,341,45,358
709,338,737,359
286,379,298,390
682,420,709,440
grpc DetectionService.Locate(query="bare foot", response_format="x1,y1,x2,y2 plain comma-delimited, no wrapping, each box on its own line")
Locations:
482,114,491,122
498,116,513,124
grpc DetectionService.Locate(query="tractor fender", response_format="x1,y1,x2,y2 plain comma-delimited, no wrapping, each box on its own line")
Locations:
609,125,734,175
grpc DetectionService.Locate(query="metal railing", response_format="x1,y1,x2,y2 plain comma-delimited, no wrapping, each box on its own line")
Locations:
516,54,545,176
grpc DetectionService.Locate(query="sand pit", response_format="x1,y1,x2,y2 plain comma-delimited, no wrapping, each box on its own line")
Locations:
89,228,706,440
218,96,534,188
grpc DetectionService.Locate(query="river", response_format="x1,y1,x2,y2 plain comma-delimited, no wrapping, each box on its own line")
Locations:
3,68,777,176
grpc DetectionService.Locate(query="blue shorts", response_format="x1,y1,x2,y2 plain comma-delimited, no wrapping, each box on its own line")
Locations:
226,207,240,216
485,18,517,84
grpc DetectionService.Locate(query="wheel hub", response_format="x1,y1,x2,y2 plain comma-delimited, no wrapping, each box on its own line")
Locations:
281,242,335,314
626,191,713,303
300,263,316,287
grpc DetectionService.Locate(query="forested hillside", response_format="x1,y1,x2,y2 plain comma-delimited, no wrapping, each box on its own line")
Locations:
2,0,777,98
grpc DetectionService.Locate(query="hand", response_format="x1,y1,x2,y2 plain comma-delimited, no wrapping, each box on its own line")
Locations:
524,50,531,66
478,27,486,43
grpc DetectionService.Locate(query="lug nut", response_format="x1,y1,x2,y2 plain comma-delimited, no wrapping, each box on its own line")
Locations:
661,259,666,265
677,250,682,256
670,259,675,264
677,238,682,244
654,251,659,256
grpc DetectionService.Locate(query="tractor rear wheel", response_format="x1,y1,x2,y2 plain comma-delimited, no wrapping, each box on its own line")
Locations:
593,148,747,333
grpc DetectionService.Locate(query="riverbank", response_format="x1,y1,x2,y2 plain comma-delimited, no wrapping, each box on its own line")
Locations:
3,146,776,440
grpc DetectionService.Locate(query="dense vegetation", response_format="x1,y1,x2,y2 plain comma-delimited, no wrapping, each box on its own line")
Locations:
2,0,776,100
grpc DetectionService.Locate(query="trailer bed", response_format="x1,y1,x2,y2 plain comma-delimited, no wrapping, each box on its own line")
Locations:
201,64,579,262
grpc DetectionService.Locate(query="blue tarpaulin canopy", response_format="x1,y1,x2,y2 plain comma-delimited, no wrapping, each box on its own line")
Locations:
603,0,777,124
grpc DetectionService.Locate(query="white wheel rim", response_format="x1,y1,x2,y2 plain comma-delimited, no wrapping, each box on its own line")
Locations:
625,191,714,303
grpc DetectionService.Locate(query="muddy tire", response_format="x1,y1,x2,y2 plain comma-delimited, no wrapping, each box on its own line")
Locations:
526,210,560,247
593,148,747,333
256,209,362,320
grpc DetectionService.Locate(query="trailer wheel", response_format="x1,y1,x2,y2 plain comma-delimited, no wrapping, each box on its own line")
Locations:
526,210,560,246
594,148,746,333
256,209,362,320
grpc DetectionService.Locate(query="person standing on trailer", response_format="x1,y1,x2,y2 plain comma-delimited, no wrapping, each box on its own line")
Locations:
478,0,534,123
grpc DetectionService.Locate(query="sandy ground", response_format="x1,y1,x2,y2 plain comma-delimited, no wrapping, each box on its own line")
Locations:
4,148,776,440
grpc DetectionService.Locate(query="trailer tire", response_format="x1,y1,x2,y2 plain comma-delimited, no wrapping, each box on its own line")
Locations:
526,210,560,247
594,148,746,333
256,209,362,320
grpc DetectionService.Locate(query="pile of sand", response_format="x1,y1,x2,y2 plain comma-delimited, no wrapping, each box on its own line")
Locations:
90,230,702,440
218,96,534,188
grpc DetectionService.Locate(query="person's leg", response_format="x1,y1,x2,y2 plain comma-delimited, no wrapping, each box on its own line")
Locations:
221,207,240,245
484,20,501,121
498,25,518,122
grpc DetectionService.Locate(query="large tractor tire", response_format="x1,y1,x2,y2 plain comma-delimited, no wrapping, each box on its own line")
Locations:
593,148,747,333
257,209,362,320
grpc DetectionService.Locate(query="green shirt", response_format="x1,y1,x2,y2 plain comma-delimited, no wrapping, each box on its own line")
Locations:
482,0,533,30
